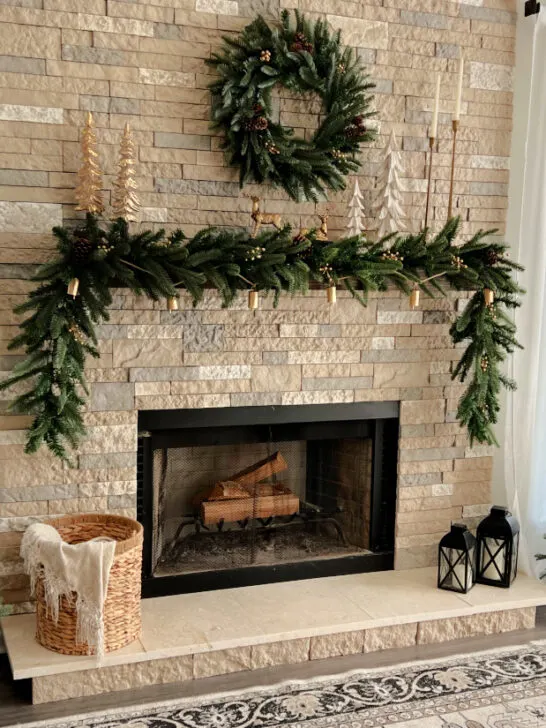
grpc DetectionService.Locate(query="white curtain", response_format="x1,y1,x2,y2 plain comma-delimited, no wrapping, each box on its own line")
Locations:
505,10,546,577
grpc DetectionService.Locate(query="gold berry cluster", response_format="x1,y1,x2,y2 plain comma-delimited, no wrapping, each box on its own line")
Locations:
382,251,404,262
97,242,113,254
265,141,280,155
68,323,85,344
331,149,346,160
337,62,346,72
260,49,271,62
319,263,333,279
451,255,468,271
480,355,489,372
246,245,266,261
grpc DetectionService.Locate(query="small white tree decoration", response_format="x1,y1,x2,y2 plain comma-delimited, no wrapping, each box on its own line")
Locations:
346,178,365,237
374,129,406,238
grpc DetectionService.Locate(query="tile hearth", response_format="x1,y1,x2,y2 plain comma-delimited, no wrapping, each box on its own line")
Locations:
2,568,544,704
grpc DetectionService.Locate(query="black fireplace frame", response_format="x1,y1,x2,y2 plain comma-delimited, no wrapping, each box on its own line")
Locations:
137,401,399,598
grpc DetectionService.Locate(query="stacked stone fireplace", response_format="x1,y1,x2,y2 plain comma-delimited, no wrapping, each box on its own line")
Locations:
0,285,493,612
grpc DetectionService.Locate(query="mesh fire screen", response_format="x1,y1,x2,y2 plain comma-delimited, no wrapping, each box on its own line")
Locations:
151,436,373,578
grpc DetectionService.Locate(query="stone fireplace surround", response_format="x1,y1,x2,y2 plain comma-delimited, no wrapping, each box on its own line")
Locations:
1,284,493,608
2,285,546,704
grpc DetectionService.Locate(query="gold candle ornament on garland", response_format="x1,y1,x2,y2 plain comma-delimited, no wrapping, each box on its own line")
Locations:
67,278,79,298
167,296,179,311
74,112,104,215
327,284,337,304
112,123,140,222
409,286,420,310
484,288,494,305
248,289,259,309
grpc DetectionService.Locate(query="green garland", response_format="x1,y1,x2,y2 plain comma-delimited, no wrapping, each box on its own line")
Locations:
207,10,376,201
0,215,523,460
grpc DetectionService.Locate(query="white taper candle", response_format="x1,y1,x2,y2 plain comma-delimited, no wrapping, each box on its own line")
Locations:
431,74,441,138
454,53,464,121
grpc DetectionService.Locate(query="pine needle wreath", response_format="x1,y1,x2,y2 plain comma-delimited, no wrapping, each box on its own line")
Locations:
207,10,376,202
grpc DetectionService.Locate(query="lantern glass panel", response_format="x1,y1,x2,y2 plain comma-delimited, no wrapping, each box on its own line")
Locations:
439,545,475,593
479,537,506,582
511,533,519,582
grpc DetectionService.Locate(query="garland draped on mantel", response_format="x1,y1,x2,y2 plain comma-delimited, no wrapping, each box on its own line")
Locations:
0,214,523,461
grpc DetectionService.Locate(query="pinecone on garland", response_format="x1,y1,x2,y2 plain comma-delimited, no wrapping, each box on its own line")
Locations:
291,32,313,53
244,116,268,132
487,249,501,266
71,232,95,263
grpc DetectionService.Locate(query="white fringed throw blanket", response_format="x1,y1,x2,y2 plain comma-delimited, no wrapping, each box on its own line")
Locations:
21,523,116,657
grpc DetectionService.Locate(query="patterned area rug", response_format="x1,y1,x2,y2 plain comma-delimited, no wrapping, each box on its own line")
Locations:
24,643,546,728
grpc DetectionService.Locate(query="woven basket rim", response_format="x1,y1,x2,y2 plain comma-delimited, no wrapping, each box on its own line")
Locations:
46,513,143,555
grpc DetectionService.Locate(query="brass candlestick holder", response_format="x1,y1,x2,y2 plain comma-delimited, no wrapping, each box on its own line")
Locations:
424,136,435,228
447,119,459,219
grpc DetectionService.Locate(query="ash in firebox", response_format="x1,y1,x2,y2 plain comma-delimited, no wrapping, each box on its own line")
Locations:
156,522,367,577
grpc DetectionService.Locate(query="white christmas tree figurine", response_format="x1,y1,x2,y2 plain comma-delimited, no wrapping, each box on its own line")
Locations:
374,129,406,238
346,178,365,237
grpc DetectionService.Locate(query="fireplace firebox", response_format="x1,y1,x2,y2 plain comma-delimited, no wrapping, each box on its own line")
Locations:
137,402,399,597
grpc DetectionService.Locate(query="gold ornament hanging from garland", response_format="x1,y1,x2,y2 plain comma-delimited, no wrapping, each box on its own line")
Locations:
74,112,104,215
112,123,140,222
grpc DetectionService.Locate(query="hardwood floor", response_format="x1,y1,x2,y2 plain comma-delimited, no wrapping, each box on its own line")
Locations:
1,614,545,728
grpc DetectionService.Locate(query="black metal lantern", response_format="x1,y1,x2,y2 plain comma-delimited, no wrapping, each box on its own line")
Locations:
476,506,520,588
438,523,476,593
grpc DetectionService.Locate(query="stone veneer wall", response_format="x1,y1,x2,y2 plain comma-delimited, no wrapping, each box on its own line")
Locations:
0,287,494,611
0,0,514,611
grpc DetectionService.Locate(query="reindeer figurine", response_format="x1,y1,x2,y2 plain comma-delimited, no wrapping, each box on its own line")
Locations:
247,195,283,238
315,206,331,241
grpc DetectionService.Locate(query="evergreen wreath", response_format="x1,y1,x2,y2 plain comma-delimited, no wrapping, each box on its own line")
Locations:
0,215,523,461
207,10,376,202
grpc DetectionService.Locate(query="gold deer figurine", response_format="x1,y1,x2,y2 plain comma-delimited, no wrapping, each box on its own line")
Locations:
247,195,282,238
315,206,330,241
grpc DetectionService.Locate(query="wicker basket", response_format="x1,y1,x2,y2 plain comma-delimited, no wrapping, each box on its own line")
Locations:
35,514,143,656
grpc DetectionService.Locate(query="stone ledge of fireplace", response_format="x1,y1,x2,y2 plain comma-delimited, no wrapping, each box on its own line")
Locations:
2,567,545,700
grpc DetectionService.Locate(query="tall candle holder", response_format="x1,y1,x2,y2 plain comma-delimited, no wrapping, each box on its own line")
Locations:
424,135,435,229
447,119,459,219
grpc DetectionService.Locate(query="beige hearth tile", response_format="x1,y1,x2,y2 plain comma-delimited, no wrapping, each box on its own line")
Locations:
309,630,364,660
33,654,193,704
139,589,269,656
1,614,147,680
193,646,251,679
364,623,418,653
230,578,372,642
251,638,310,669
336,568,471,624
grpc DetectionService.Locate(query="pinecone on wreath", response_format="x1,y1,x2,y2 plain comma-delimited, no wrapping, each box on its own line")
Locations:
71,232,95,263
244,116,269,132
345,115,368,140
291,32,313,54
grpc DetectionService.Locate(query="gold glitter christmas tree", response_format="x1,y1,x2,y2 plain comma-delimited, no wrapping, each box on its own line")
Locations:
74,112,104,215
112,123,140,222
